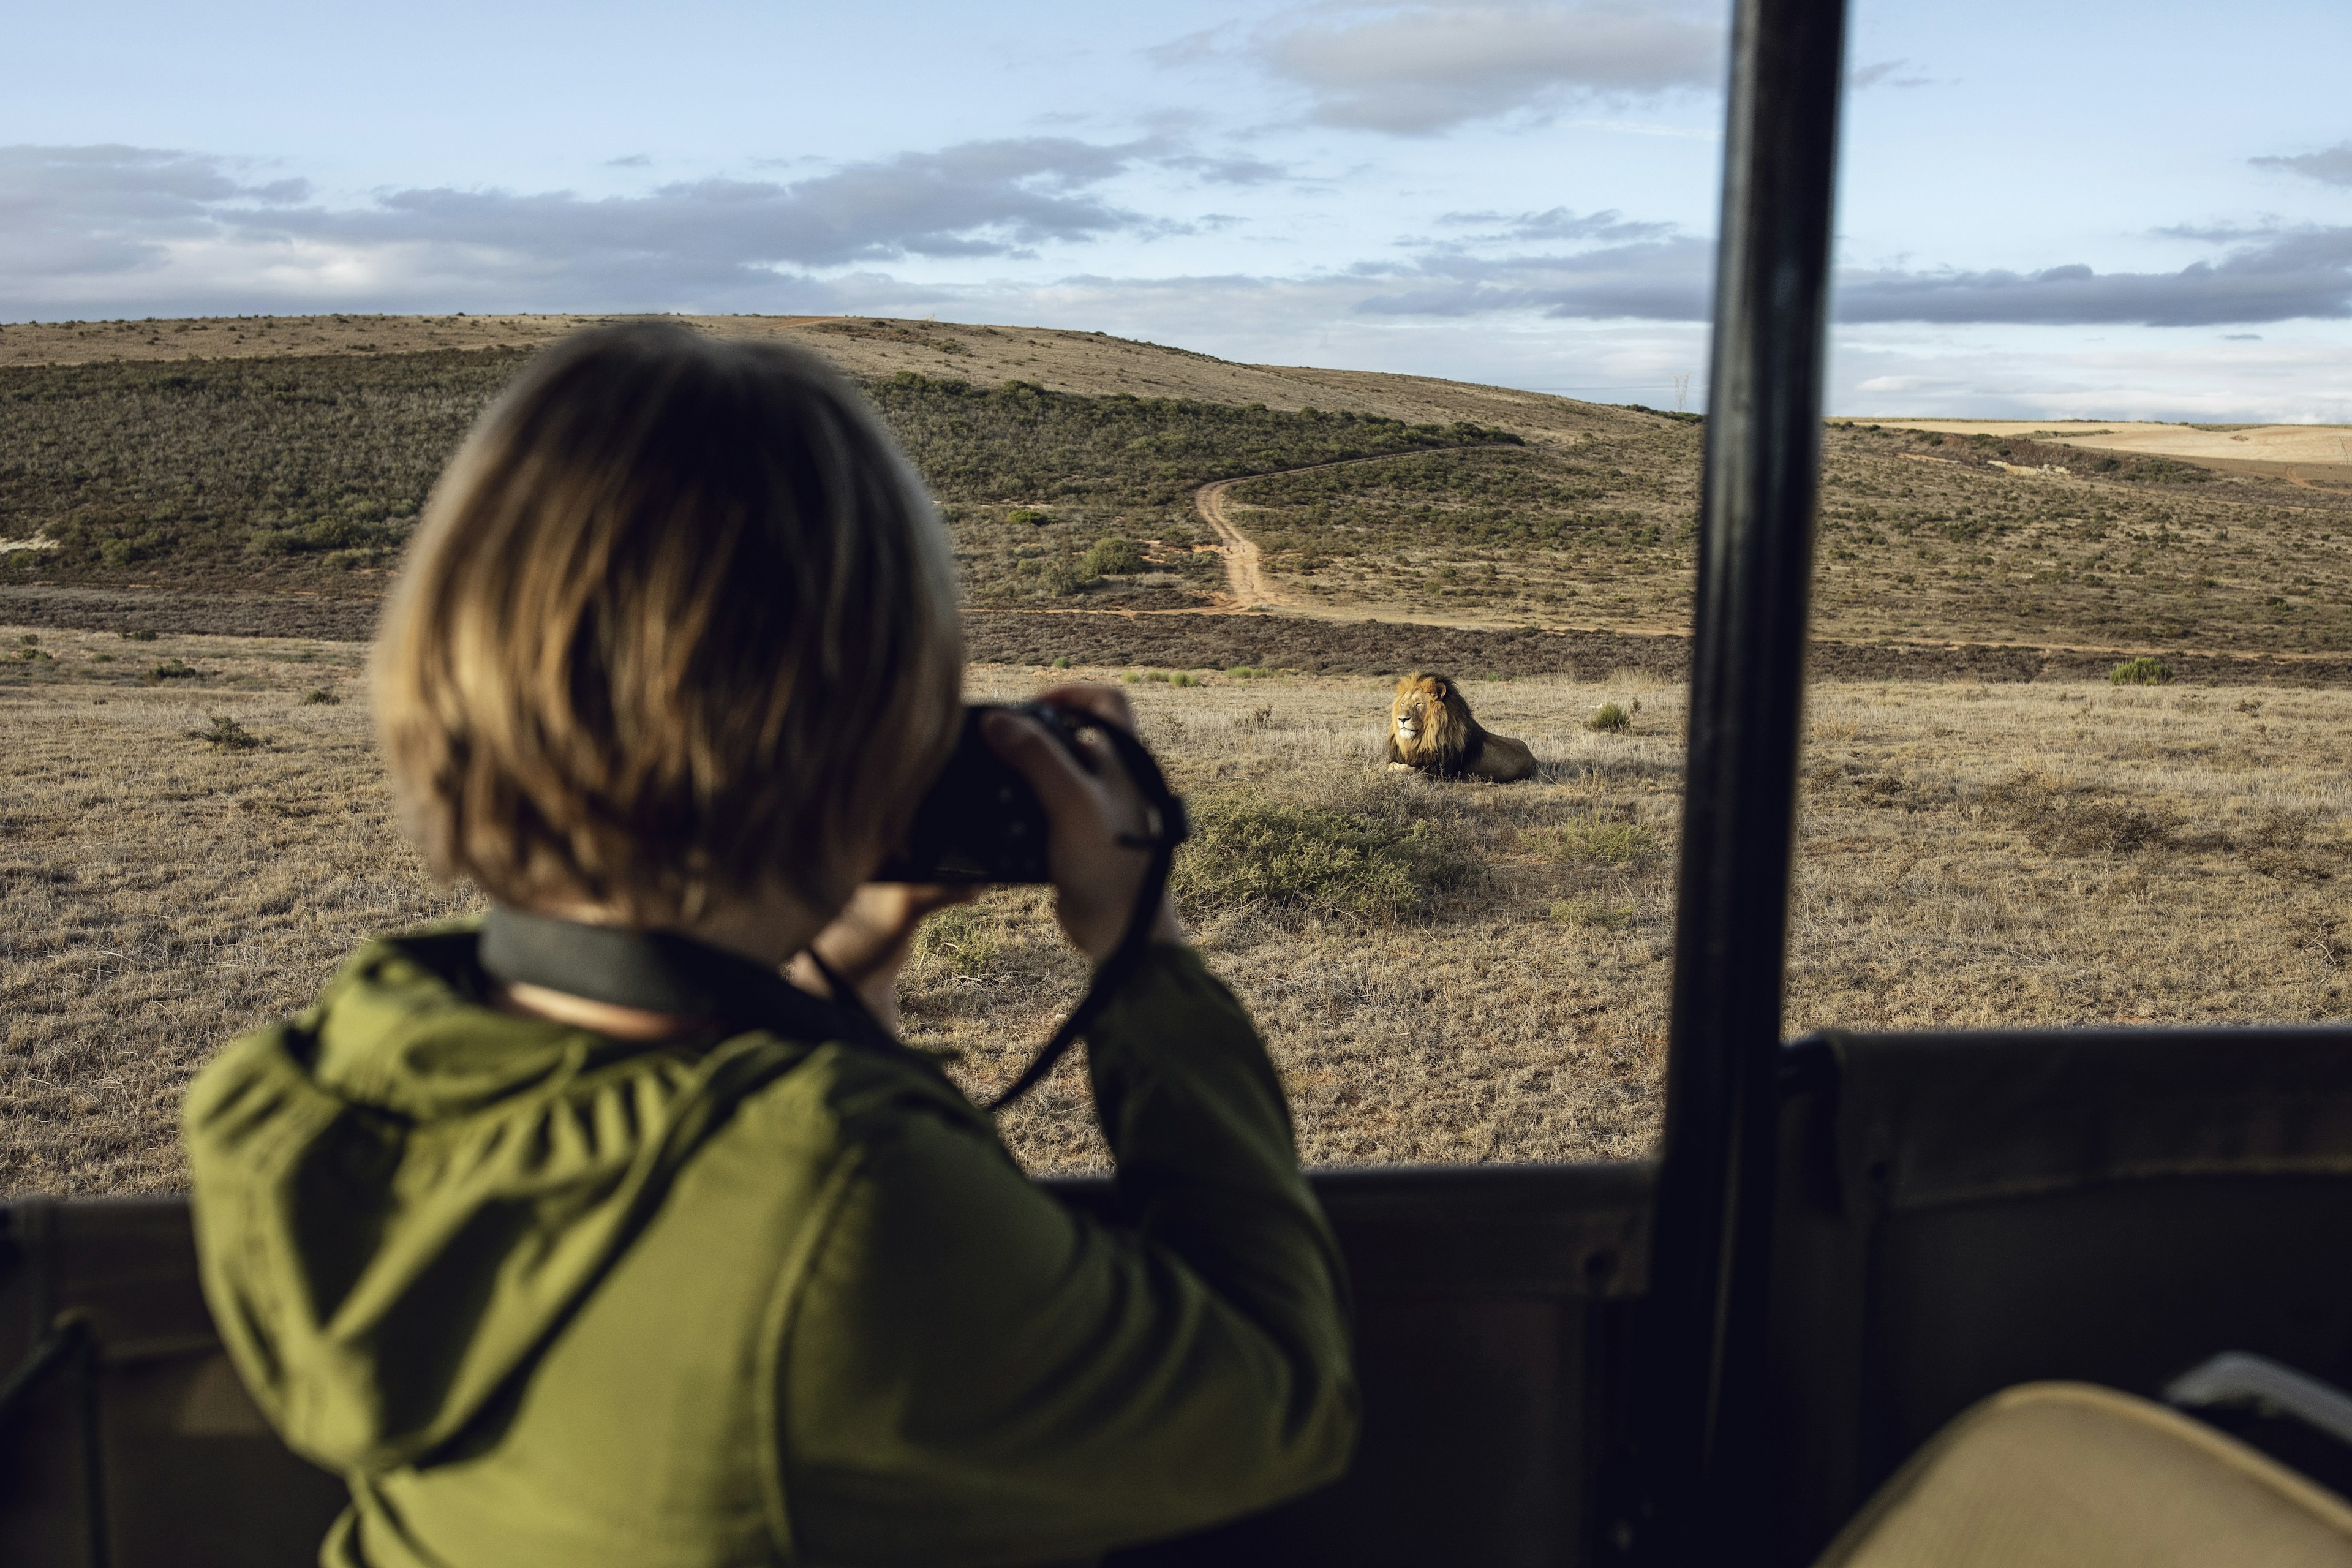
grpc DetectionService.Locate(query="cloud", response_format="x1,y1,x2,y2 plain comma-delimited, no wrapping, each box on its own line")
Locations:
605,154,652,168
0,139,1183,315
1353,232,1714,319
13,140,2350,353
2252,143,2352,189
2224,332,2262,341
0,145,311,284
1851,58,1935,90
1828,332,2352,424
1160,152,1292,186
1434,205,1675,243
1329,218,2352,329
1836,228,2352,326
1253,2,1725,134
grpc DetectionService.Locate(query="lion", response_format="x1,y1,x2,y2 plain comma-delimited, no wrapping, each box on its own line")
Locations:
1384,673,1538,782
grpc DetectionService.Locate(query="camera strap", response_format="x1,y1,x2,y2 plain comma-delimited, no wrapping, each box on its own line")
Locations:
478,907,910,1058
477,722,1188,1116
979,721,1188,1111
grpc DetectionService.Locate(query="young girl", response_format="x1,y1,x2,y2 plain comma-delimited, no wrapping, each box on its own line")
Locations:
183,324,1356,1567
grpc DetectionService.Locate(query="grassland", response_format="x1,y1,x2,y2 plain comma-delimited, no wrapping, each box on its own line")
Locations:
7,625,2345,1192
1225,420,2352,650
0,352,1513,606
10,339,2348,662
6,316,2350,1197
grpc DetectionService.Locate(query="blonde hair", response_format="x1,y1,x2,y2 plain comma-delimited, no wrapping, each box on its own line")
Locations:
373,323,962,924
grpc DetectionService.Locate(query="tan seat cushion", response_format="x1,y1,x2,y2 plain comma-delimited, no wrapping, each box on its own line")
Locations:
1817,1382,2352,1568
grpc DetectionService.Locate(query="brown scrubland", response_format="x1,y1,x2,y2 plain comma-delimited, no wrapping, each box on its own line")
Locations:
6,625,2345,1193
3,315,2347,1195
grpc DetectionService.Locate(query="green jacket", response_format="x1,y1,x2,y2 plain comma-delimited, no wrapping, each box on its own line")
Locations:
183,925,1357,1568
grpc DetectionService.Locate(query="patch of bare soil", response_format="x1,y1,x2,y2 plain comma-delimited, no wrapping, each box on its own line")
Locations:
13,584,2352,688
965,611,2352,686
0,585,382,641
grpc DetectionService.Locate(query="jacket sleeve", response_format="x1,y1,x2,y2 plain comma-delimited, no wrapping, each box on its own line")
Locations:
774,944,1358,1567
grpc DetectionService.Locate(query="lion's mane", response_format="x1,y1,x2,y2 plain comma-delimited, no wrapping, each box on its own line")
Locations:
1384,673,1538,782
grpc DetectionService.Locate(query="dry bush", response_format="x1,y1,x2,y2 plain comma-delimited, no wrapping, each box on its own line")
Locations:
1977,771,2178,856
1173,781,1483,923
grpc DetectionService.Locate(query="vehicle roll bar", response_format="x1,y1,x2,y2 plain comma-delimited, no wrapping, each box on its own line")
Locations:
1640,0,1849,1551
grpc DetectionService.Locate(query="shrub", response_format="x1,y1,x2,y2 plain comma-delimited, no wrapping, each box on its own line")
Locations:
120,629,156,641
188,714,260,750
1050,655,1072,669
1078,535,1147,576
245,516,405,557
147,658,200,682
1225,665,1276,680
1549,899,1637,930
1588,702,1632,733
1007,508,1051,526
1038,561,1088,597
1980,771,2175,856
2110,656,2173,686
1526,816,1662,867
1172,788,1480,922
301,688,340,705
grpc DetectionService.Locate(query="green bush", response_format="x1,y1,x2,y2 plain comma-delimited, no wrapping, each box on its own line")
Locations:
1526,816,1661,867
1050,655,1073,669
1588,702,1632,733
1078,535,1147,576
120,629,156,641
1007,508,1051,526
147,658,200,682
1172,790,1480,922
2109,656,2173,686
1549,899,1637,930
301,688,340,705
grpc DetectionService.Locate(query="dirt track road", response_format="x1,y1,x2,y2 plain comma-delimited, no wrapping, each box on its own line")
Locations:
1191,473,1277,608
1191,445,1522,625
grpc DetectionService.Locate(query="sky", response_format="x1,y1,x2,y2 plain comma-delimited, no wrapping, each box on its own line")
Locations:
4,0,2350,420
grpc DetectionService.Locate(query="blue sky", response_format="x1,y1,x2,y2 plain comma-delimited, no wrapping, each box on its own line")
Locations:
5,0,2349,420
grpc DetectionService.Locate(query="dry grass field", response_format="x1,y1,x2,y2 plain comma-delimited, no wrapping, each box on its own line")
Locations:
7,622,2345,1193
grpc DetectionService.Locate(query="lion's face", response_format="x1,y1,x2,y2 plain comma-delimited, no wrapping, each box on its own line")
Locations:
1390,674,1465,761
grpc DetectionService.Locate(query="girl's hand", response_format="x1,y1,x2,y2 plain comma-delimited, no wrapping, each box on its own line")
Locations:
792,883,976,1031
982,684,1184,963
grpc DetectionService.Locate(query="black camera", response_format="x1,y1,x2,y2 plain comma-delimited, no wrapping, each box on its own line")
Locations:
872,703,1095,884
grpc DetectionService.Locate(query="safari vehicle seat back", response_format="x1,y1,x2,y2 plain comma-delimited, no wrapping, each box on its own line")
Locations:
1,1167,1653,1568
1765,1025,2352,1564
1816,1382,2352,1568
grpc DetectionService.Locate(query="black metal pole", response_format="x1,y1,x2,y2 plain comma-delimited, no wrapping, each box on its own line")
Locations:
1640,0,1847,1555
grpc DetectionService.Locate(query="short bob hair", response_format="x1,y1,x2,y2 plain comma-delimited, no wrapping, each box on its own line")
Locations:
374,323,963,925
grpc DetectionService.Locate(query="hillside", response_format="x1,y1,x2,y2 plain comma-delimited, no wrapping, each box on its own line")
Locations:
4,313,2351,668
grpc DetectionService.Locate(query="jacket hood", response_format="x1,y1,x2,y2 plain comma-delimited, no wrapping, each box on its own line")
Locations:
182,923,816,1474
